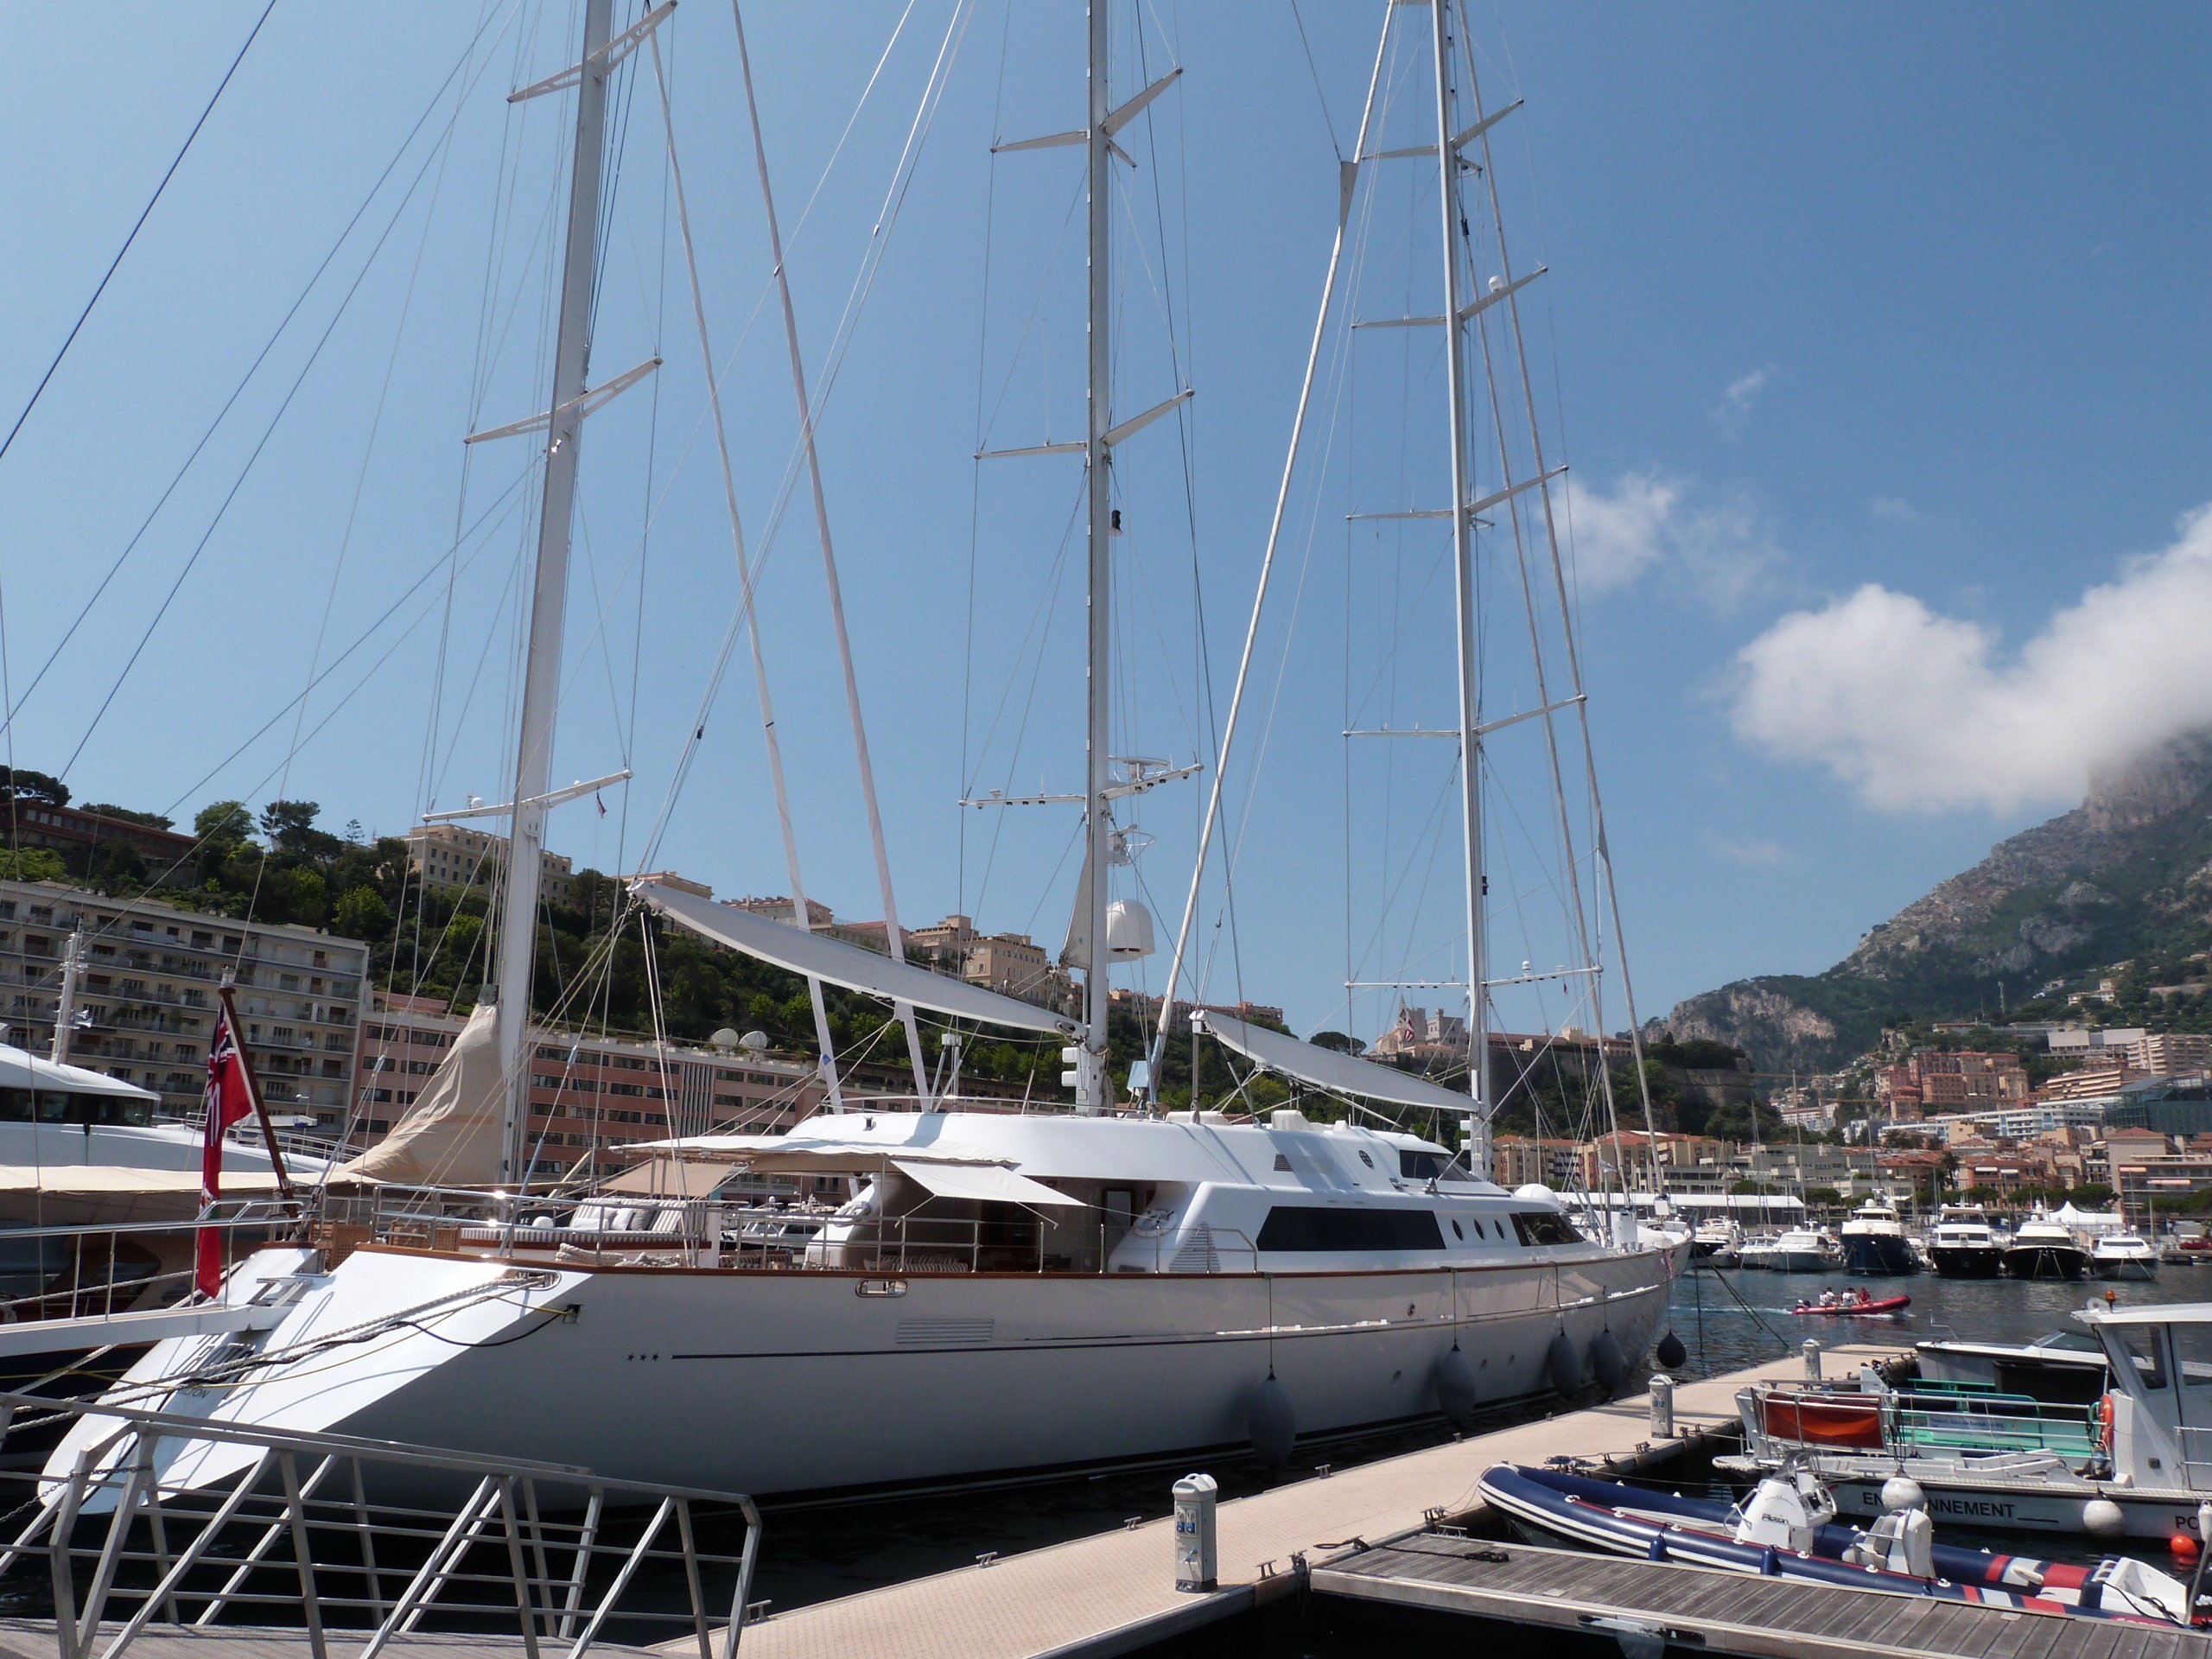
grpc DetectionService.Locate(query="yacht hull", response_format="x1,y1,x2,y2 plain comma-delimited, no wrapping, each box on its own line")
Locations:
51,1242,1675,1504
1839,1234,1916,1276
2093,1255,2158,1282
2005,1244,2090,1281
1929,1245,2004,1279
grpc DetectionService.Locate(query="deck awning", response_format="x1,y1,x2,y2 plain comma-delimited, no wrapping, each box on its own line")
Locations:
623,1134,1014,1174
1197,1011,1478,1116
631,878,1076,1036
891,1159,1083,1209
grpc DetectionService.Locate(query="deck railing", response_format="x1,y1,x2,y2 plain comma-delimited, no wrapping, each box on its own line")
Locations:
0,1390,761,1659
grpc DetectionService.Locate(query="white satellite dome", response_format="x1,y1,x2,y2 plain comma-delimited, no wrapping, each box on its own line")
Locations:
1105,897,1156,959
1513,1182,1557,1204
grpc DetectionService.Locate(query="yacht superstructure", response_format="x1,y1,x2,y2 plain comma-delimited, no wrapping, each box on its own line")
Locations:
1927,1205,2005,1278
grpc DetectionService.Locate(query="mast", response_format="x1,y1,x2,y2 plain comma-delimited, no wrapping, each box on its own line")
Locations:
49,925,85,1065
1428,2,1487,1165
1077,0,1113,1114
493,0,613,1186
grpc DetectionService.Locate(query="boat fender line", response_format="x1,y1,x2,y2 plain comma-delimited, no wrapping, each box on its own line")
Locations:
1249,1373,1296,1466
1591,1331,1629,1394
1546,1331,1580,1396
1435,1345,1479,1426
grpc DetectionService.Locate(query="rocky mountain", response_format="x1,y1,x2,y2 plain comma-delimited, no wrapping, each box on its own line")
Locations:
1662,732,2212,1072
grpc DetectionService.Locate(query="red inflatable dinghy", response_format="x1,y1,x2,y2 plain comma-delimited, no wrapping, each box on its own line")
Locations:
1791,1294,1910,1316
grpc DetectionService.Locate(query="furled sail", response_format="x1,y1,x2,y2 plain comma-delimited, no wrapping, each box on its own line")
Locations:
632,878,1075,1036
1195,1010,1478,1116
333,1002,506,1186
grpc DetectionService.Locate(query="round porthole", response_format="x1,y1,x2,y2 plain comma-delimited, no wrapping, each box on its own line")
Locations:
1357,1150,1374,1167
1451,1218,1464,1240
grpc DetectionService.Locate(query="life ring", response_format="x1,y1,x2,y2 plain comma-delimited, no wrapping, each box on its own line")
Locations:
2099,1392,2116,1452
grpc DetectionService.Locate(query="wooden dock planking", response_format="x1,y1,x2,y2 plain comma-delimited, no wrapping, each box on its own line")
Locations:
1308,1535,2212,1659
717,1343,1904,1659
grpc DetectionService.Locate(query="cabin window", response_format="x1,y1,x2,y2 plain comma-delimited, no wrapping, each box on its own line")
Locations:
1450,1219,1464,1241
1510,1210,1583,1248
2171,1325,2212,1392
2111,1325,2170,1391
1399,1150,1448,1180
1255,1206,1444,1252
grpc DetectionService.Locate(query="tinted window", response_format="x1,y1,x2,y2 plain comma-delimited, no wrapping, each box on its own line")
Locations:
1399,1150,1448,1180
2109,1325,2169,1391
1256,1206,1445,1253
1511,1210,1583,1248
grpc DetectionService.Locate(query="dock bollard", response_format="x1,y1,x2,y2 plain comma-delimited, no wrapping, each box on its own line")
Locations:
1173,1472,1218,1592
1802,1339,1822,1381
1649,1374,1675,1438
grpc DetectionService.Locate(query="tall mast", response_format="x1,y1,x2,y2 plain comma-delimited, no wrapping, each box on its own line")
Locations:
494,0,613,1186
1077,0,1113,1114
1429,2,1487,1163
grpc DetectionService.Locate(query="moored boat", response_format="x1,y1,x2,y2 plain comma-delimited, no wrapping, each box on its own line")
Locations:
2005,1212,2091,1281
1839,1197,1917,1276
1928,1205,2005,1278
2093,1230,2160,1281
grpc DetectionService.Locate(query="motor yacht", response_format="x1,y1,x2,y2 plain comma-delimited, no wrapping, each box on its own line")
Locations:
2004,1212,2090,1281
1927,1205,2005,1278
1838,1197,1916,1276
2091,1230,2159,1281
1755,1227,1837,1272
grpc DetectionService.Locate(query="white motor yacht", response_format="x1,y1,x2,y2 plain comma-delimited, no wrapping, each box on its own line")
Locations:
1927,1205,2005,1278
1760,1228,1837,1273
2090,1230,2159,1281
2004,1212,2091,1281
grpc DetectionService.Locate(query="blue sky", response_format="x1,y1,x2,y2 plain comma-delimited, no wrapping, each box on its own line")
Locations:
0,1,2203,1046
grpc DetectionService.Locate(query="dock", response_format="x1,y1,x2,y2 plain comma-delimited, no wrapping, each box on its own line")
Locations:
726,1342,1902,1659
1311,1532,2209,1658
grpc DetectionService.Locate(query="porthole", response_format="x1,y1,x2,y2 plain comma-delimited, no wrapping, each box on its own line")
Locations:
1451,1218,1464,1240
1357,1150,1374,1168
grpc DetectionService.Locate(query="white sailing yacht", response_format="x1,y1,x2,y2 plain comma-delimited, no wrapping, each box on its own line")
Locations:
45,0,1674,1505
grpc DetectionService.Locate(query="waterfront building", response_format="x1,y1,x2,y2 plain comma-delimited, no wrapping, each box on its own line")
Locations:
0,878,367,1125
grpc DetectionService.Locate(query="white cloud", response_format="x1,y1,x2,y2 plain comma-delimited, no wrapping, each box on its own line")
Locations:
1728,505,2212,814
1871,496,1919,523
1724,366,1771,414
1566,469,1781,611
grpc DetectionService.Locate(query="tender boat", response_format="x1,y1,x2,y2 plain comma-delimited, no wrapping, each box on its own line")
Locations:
2005,1212,2091,1281
1727,1301,2212,1541
2092,1230,2160,1281
1479,1463,2198,1626
1839,1197,1917,1276
1928,1205,2005,1279
1792,1294,1910,1317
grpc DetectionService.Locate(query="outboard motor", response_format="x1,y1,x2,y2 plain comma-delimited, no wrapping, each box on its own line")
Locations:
1732,1470,1836,1555
1843,1507,1935,1579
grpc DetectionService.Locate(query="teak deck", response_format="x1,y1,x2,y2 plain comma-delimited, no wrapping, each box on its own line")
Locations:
1312,1532,2211,1659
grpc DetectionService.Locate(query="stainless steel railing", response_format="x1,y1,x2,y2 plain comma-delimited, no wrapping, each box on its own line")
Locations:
0,1389,762,1659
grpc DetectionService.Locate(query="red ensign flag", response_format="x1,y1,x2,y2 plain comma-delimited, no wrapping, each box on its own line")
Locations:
195,1007,255,1297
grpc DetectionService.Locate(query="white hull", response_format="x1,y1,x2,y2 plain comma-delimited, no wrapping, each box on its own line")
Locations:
60,1241,1673,1503
1828,1471,2208,1542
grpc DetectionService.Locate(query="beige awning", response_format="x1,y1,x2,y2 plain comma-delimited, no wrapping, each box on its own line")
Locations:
623,1134,1014,1173
891,1159,1083,1209
0,1167,288,1199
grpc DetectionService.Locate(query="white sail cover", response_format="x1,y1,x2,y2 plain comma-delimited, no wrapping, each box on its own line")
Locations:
1196,1010,1478,1116
333,1002,506,1186
633,878,1074,1036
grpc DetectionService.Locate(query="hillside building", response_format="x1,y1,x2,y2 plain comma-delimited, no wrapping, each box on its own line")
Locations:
404,823,575,910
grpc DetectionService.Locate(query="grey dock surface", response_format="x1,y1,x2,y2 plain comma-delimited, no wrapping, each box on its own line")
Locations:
1311,1532,2210,1658
0,1626,663,1659
721,1342,1904,1659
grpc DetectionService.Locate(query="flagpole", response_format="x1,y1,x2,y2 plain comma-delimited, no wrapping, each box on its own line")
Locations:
218,979,298,1211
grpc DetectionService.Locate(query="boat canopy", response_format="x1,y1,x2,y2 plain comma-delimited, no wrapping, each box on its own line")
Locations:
1196,1011,1476,1116
891,1159,1084,1209
632,878,1076,1037
625,1133,1017,1173
0,1044,157,1102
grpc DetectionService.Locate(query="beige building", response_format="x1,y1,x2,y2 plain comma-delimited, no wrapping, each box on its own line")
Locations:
0,879,369,1125
2131,1033,2212,1077
404,823,575,910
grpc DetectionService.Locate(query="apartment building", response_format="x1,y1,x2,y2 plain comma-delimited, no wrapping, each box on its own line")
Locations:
2133,1032,2212,1077
350,988,821,1182
1876,1048,2030,1111
0,879,368,1124
404,823,575,910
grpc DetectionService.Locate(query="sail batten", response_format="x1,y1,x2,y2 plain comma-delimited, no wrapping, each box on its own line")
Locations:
1196,1011,1477,1116
632,879,1076,1037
